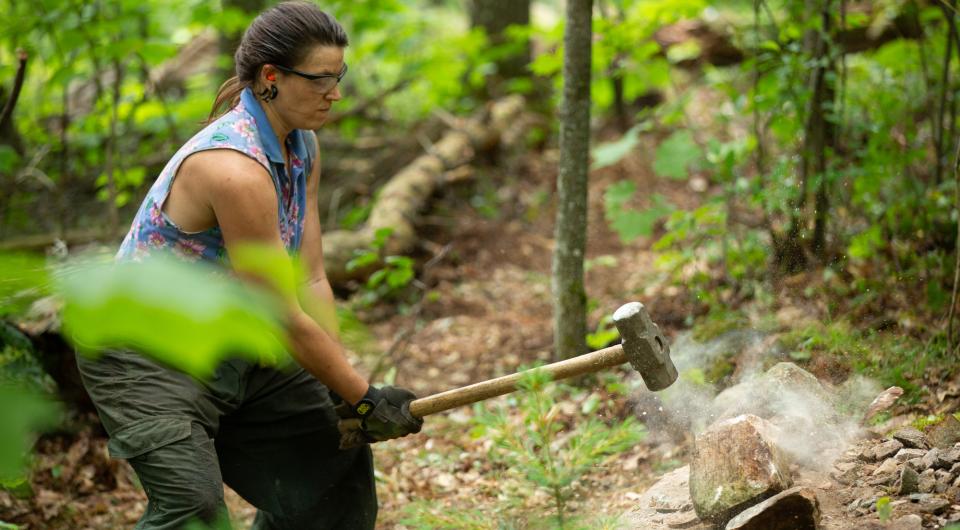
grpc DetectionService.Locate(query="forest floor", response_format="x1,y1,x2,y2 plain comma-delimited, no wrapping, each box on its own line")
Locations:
3,113,960,529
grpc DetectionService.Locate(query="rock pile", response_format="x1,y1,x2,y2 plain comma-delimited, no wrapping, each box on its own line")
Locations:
626,360,960,529
834,425,960,528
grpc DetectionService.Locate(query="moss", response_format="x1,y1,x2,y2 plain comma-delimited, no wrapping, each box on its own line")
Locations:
705,354,736,386
692,310,749,342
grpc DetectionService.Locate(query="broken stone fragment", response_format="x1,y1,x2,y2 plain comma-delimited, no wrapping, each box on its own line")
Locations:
906,458,924,471
921,448,941,470
888,514,922,530
898,465,920,495
867,458,899,487
830,461,860,485
873,459,898,475
689,414,792,523
723,486,820,530
941,446,960,465
918,469,937,493
894,448,926,462
892,427,929,449
927,414,960,449
870,440,904,462
916,496,950,514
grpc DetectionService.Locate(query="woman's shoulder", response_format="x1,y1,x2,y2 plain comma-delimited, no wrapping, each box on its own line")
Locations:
175,105,271,170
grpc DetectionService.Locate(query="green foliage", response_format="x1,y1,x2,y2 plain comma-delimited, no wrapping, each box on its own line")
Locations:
0,384,60,483
691,308,748,342
603,181,673,244
652,130,700,180
57,254,288,378
0,253,51,317
586,315,620,350
875,496,891,522
467,368,646,528
400,504,503,530
779,321,942,403
591,122,650,170
347,228,417,305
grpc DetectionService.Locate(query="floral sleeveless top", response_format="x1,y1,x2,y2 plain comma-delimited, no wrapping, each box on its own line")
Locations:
117,87,312,265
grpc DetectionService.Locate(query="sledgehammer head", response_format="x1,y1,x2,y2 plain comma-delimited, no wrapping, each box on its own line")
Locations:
613,302,678,391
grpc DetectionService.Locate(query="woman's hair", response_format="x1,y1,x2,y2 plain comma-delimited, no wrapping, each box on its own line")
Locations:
208,1,348,121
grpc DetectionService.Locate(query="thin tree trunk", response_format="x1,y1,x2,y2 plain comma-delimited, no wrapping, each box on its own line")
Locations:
811,3,836,261
935,0,957,185
104,61,123,235
552,0,592,361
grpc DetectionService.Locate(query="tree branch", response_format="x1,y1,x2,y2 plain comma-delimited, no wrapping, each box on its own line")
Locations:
0,49,28,133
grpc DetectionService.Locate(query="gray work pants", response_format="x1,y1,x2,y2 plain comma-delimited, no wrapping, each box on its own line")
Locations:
77,350,377,530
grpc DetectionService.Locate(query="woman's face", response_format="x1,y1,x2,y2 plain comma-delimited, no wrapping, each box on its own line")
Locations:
270,45,345,131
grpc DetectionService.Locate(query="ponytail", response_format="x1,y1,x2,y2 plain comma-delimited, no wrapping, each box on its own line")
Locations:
207,76,244,123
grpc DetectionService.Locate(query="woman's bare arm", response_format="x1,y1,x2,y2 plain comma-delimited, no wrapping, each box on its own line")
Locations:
179,149,369,404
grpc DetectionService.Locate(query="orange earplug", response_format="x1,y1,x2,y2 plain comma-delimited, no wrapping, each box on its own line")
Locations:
266,73,276,82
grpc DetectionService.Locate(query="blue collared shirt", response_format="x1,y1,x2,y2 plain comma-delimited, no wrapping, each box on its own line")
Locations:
117,87,313,264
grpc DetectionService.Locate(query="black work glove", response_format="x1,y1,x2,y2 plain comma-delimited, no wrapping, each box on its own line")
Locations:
335,385,423,449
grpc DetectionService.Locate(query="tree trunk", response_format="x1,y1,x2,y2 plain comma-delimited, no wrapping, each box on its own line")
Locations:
810,4,837,261
775,0,836,272
552,0,592,361
468,0,531,95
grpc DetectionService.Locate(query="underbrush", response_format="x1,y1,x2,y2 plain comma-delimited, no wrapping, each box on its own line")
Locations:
399,369,644,530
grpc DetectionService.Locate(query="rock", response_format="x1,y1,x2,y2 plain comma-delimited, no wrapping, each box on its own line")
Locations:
690,415,793,523
941,446,960,465
870,440,904,462
894,448,926,462
898,465,920,495
927,414,960,449
723,487,820,530
916,496,950,514
892,427,929,449
665,511,701,529
626,466,711,530
935,470,953,493
867,458,899,486
888,514,923,530
906,458,924,471
921,448,941,470
831,462,860,485
918,469,937,493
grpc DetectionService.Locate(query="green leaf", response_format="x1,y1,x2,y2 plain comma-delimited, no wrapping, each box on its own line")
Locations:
876,496,891,522
591,123,650,170
847,225,884,260
0,253,50,317
346,251,378,272
653,130,700,180
603,181,637,213
57,256,288,378
0,384,60,480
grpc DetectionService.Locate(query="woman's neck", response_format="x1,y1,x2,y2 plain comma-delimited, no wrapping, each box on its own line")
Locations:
260,98,292,153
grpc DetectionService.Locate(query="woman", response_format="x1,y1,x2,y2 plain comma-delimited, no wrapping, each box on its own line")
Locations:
76,3,421,529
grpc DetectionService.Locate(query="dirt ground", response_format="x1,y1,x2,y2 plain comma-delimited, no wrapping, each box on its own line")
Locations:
2,129,955,528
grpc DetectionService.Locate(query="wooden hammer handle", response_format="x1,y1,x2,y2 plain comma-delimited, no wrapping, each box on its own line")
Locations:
408,344,626,418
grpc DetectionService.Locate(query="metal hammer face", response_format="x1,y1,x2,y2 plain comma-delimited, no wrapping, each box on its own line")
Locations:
613,302,678,391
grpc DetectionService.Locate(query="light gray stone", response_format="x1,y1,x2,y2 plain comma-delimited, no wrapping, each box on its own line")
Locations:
919,469,937,493
871,440,904,462
894,448,926,462
888,514,923,530
892,427,928,449
921,448,941,470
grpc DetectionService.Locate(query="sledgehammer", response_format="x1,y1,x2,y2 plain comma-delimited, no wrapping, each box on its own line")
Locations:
407,301,678,418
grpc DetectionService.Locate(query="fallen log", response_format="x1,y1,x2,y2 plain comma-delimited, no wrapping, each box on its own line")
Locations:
321,95,528,286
